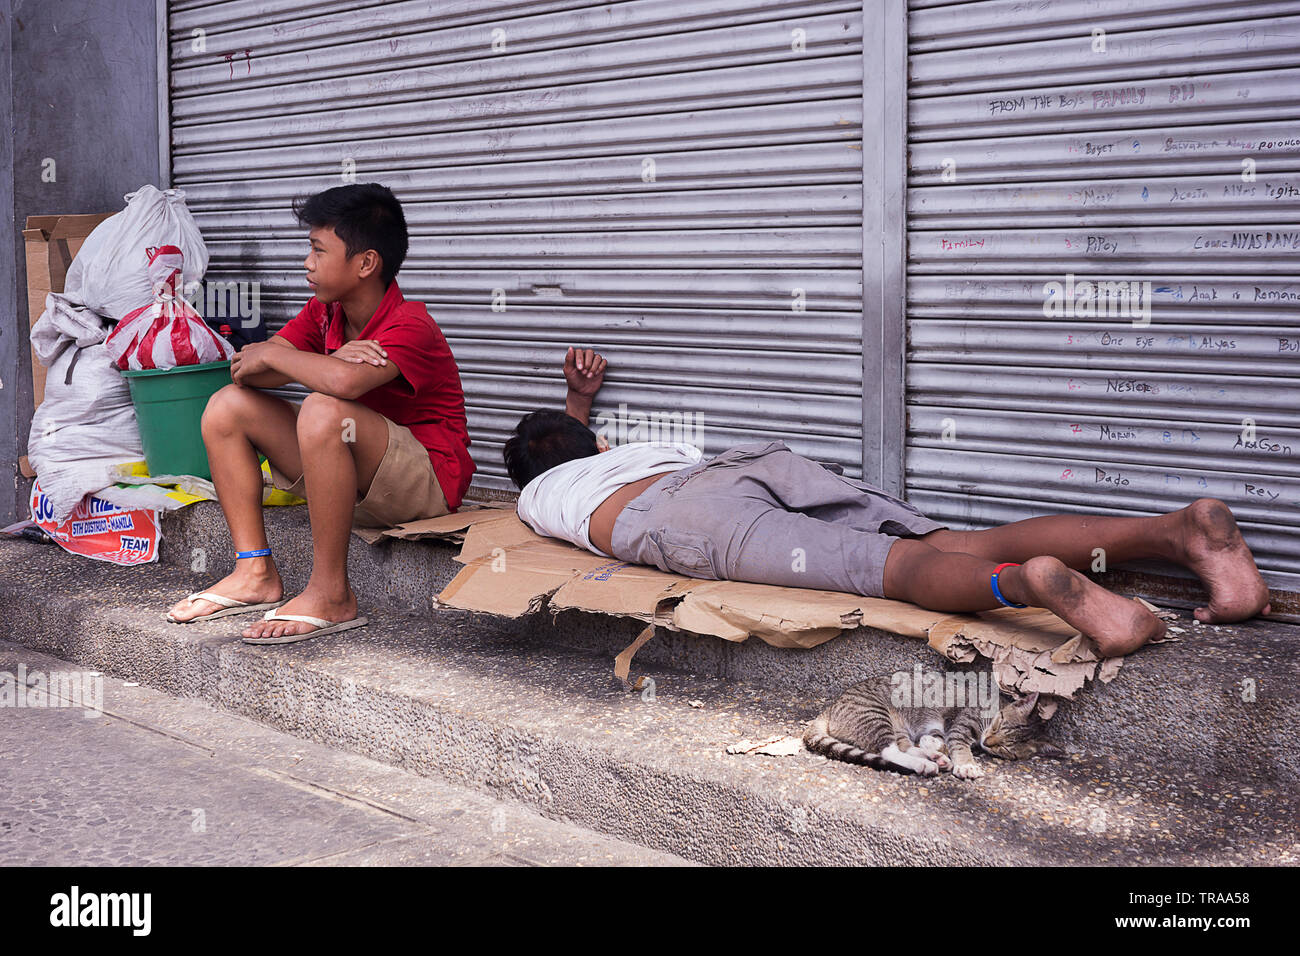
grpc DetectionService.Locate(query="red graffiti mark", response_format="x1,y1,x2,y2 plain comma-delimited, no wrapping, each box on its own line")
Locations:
1061,468,1074,480
223,49,252,78
1070,423,1082,434
939,236,986,252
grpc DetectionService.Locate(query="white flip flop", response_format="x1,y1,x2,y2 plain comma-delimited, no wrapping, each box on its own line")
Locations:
164,592,286,624
241,610,370,645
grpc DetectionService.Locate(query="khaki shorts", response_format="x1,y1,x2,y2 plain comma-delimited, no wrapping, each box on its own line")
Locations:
609,441,946,599
268,415,449,529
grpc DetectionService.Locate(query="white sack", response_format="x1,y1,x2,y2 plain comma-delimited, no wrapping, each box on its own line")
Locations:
27,294,144,520
68,186,208,320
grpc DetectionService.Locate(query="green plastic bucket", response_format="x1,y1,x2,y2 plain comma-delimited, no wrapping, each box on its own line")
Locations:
121,360,232,480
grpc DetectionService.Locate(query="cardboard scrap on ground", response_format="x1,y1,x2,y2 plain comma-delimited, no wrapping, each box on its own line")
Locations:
428,510,1172,701
926,596,1177,708
350,500,515,545
726,735,804,757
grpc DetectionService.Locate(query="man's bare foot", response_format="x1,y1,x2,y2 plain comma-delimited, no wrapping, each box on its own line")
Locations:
1005,555,1166,657
1172,498,1271,623
167,561,283,622
240,584,358,640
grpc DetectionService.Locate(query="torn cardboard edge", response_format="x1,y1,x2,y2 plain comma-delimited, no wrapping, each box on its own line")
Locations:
614,624,656,692
349,501,515,545
422,510,1174,705
726,735,804,757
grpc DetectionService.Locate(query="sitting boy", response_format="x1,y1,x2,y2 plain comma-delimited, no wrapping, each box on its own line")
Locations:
507,351,1271,657
166,183,474,643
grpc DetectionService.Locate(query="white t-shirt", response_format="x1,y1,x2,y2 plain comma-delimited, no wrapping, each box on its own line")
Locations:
516,441,704,556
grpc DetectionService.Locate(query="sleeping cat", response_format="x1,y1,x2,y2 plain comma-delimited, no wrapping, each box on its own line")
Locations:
803,673,1063,779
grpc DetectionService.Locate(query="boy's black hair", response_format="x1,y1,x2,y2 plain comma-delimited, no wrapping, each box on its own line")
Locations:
503,409,600,489
292,183,409,285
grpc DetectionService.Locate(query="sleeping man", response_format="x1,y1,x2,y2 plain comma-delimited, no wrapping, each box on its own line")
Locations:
511,349,1272,658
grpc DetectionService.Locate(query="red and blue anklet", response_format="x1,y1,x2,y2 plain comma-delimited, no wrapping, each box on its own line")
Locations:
990,562,1027,608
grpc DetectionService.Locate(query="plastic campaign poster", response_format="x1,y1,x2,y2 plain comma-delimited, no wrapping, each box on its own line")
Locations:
30,480,160,565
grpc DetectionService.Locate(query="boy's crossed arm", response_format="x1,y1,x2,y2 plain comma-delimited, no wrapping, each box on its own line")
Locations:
234,338,604,425
231,334,398,400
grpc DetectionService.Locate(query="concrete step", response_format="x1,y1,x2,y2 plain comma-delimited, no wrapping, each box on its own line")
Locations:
153,502,1300,789
1,535,1295,865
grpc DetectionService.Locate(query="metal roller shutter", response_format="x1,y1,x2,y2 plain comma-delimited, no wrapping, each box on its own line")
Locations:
164,0,866,489
905,0,1300,591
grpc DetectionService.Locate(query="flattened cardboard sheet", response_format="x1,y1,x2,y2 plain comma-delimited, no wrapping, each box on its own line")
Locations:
430,510,1170,699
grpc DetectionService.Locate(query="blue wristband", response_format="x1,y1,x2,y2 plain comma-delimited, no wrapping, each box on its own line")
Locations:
990,568,1027,608
235,547,272,559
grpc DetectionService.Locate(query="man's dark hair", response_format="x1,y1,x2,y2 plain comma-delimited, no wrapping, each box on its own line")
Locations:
503,409,600,488
292,183,409,285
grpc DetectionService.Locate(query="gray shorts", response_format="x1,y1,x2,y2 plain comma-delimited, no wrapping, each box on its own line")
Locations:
608,441,947,599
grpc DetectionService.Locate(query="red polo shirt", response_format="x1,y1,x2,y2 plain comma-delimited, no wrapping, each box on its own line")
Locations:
275,281,475,510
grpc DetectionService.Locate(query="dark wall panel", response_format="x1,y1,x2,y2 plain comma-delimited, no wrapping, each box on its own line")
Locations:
1,0,161,523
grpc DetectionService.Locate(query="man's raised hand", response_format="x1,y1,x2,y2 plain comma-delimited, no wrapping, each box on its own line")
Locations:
564,346,607,398
563,346,607,427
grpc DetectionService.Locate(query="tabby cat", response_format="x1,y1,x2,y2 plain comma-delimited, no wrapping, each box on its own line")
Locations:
803,673,1063,779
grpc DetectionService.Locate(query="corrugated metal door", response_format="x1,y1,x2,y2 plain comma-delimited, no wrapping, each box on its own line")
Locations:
905,0,1300,591
164,0,866,490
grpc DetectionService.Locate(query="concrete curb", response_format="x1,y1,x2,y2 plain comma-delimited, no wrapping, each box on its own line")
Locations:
1,536,1295,865
156,502,1300,786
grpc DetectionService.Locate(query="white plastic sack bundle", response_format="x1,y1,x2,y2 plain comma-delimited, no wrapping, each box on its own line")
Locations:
104,245,234,370
68,185,208,321
27,294,144,520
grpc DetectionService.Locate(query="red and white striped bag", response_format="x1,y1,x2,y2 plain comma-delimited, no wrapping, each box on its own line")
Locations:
104,245,234,371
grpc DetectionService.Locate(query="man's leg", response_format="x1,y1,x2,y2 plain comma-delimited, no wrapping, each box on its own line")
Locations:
166,384,302,622
916,499,1270,623
240,393,390,640
729,507,1166,657
714,445,1268,624
614,468,1167,656
880,541,1165,657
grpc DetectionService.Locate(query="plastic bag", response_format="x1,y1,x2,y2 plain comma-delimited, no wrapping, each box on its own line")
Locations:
28,295,145,520
68,185,208,321
31,481,160,565
104,245,234,370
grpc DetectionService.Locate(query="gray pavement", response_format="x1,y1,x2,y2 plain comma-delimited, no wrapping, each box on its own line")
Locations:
0,643,690,867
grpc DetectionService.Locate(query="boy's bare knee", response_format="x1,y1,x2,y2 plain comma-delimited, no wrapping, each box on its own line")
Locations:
296,392,351,442
201,383,253,435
